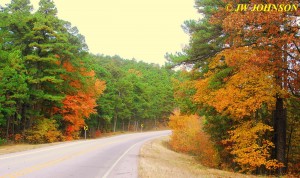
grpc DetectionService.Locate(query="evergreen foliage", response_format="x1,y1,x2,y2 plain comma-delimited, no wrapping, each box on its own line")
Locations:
0,0,175,143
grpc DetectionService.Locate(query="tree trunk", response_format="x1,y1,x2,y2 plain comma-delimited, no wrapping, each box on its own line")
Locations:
21,104,27,132
127,120,131,131
113,115,117,132
12,115,15,136
6,117,10,140
286,125,293,173
97,117,100,131
134,120,138,132
273,97,287,175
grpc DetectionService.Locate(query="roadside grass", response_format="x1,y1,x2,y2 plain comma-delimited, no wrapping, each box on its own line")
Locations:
139,136,259,178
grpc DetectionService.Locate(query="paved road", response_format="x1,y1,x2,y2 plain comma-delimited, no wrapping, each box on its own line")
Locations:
0,130,171,178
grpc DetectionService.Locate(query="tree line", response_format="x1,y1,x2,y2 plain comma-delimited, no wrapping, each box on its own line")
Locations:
167,0,299,176
0,0,174,143
87,54,174,135
2,0,299,176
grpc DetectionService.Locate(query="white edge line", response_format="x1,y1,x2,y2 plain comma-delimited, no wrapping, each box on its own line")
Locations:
0,140,89,160
102,135,167,178
0,131,170,160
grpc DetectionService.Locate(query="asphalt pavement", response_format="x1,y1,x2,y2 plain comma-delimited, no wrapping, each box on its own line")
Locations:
0,130,171,178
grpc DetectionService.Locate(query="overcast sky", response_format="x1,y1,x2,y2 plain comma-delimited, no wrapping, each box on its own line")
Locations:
1,0,199,65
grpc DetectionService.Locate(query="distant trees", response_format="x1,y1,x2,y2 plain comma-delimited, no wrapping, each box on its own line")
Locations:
88,55,175,134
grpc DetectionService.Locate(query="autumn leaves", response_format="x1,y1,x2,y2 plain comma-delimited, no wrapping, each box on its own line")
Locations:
168,0,299,175
57,62,106,140
0,0,106,142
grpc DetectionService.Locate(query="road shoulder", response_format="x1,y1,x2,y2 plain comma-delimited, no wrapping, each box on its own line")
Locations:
139,136,257,178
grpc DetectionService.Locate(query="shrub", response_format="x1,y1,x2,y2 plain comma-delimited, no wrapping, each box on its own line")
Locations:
168,109,219,168
0,137,7,145
14,134,23,143
25,118,64,144
95,130,101,137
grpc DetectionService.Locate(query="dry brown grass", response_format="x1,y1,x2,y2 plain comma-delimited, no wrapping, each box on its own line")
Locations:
139,136,259,178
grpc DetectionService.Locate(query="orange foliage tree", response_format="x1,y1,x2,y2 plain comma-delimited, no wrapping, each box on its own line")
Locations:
58,61,106,140
211,0,299,173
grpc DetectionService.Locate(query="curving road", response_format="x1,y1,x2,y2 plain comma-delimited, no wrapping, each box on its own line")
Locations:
0,130,171,178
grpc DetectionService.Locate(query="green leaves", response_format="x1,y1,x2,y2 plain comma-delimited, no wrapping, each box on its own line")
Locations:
208,67,233,89
7,0,33,14
0,50,28,127
0,0,95,141
91,55,175,132
38,0,58,16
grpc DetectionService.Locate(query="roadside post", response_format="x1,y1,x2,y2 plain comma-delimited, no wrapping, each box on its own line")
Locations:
84,125,88,140
141,124,144,132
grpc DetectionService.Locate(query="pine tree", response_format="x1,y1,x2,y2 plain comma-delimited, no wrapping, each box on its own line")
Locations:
7,0,32,14
0,50,28,139
168,0,299,174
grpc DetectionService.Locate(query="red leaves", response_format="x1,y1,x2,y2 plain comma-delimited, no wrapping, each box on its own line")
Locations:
57,61,106,139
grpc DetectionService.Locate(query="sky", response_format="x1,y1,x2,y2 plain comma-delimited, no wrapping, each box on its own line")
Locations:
1,0,199,65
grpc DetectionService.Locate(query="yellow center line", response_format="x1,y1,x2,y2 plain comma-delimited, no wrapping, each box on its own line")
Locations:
0,140,120,178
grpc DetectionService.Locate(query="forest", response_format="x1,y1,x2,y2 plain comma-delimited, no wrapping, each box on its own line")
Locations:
0,0,174,142
0,0,299,177
167,0,299,176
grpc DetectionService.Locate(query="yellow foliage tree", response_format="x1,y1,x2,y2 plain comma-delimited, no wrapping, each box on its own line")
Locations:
194,47,278,120
193,47,284,171
223,121,283,173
